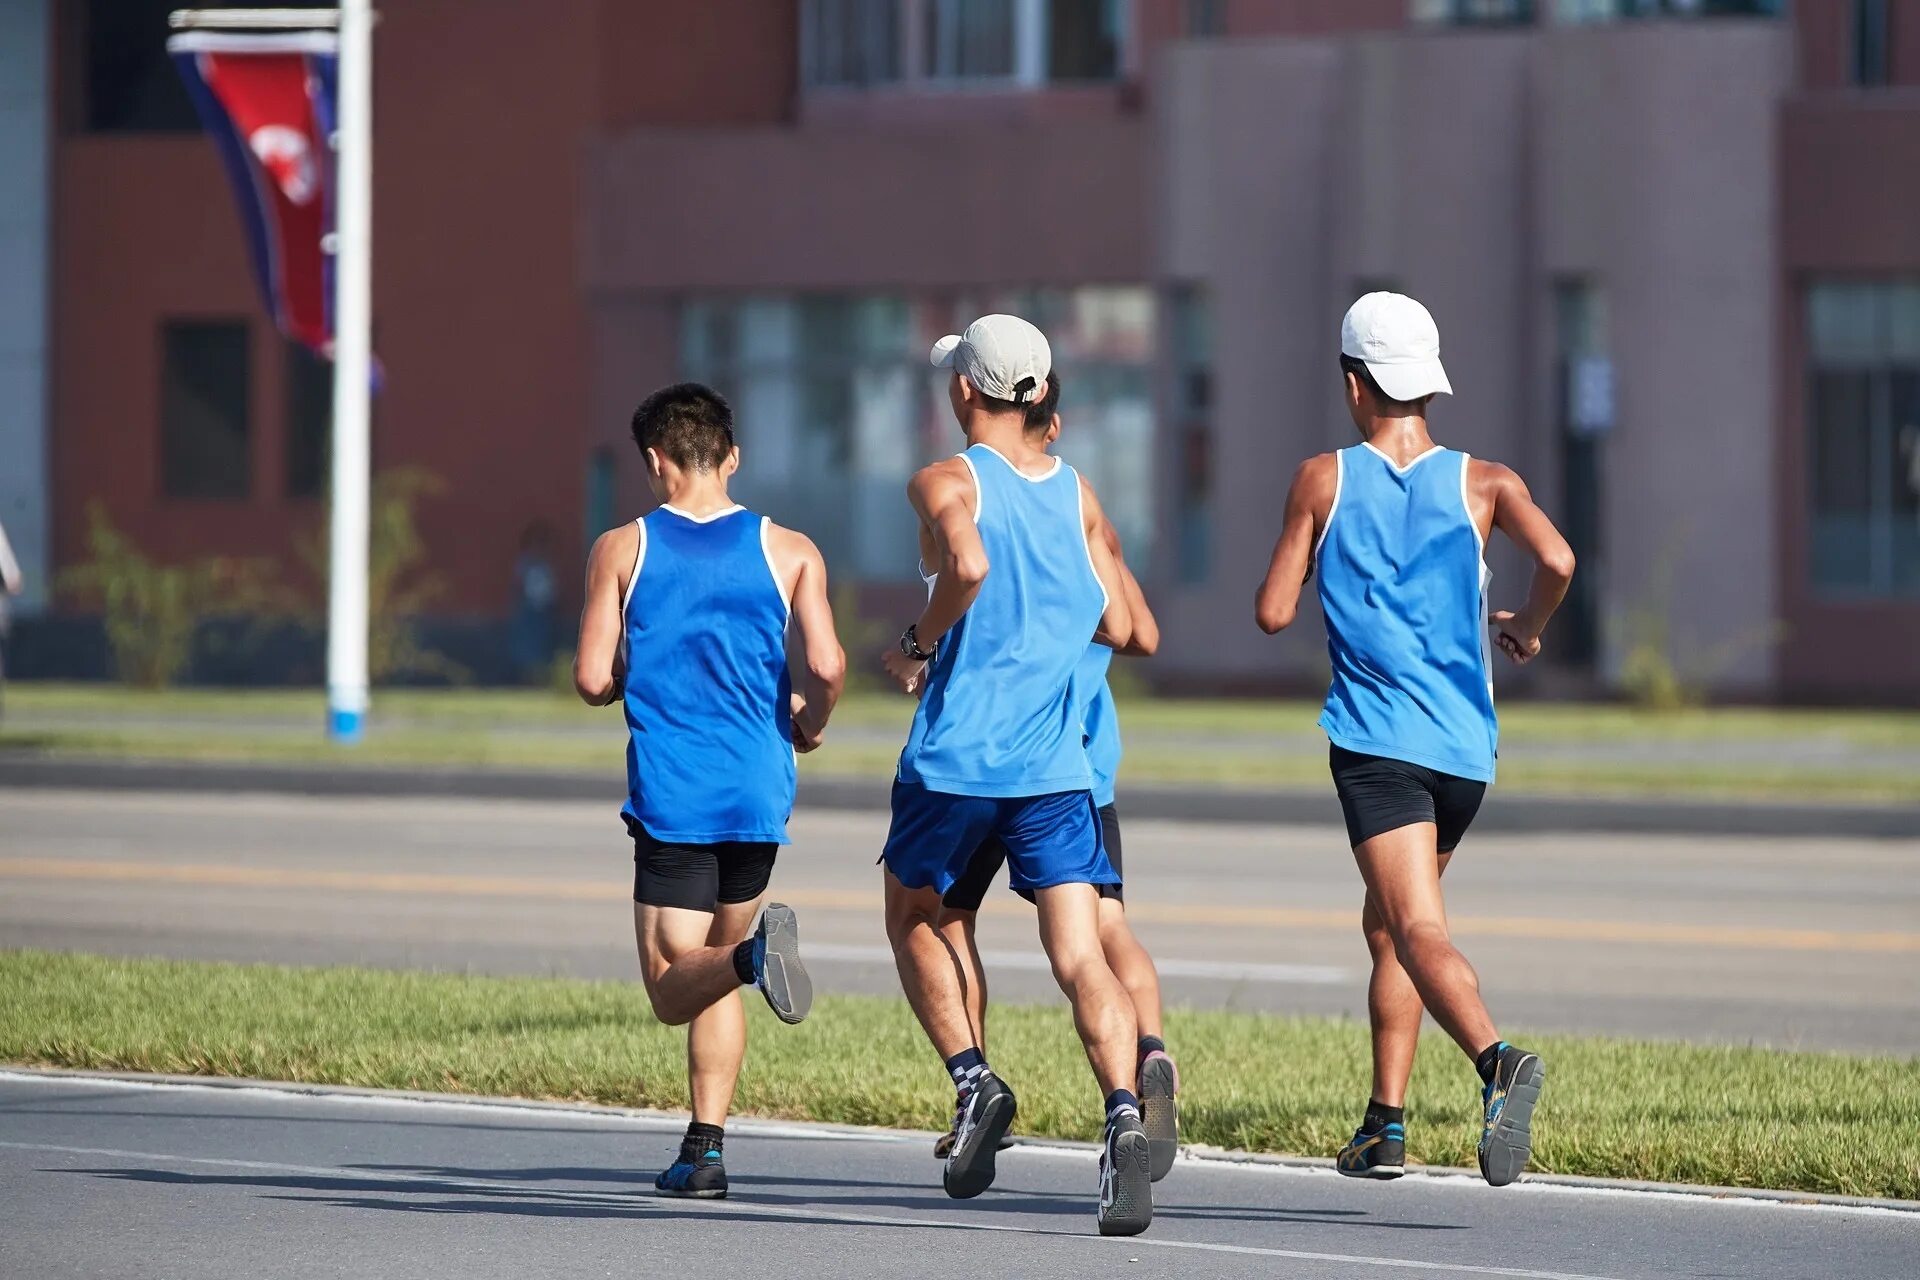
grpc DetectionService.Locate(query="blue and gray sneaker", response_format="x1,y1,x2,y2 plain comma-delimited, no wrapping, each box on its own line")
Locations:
1478,1043,1545,1187
655,1144,728,1199
1336,1122,1406,1179
749,903,812,1025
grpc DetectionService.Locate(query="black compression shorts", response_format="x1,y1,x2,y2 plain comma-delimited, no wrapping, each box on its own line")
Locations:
1329,745,1486,853
940,803,1125,912
629,818,777,912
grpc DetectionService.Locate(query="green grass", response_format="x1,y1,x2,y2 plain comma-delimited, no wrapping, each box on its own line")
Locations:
3,950,1915,1200
5,682,1919,802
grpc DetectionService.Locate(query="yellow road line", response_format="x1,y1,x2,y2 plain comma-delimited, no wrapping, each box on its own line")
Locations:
2,857,1914,955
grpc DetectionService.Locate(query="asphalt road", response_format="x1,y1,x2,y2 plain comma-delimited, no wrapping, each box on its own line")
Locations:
2,1073,1912,1280
3,789,1916,1053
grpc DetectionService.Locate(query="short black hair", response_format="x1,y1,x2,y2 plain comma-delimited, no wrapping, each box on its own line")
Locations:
631,382,735,472
973,372,1043,417
1339,354,1429,412
1024,371,1061,430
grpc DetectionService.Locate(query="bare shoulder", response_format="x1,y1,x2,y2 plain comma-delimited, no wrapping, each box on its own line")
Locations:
1466,456,1530,499
1290,452,1339,511
589,520,640,569
909,455,976,510
765,521,824,573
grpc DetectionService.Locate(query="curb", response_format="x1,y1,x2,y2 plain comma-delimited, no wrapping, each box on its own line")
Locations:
8,1066,1916,1215
4,754,1916,838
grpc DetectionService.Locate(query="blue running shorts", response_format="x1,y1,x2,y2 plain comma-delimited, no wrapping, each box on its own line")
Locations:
882,782,1116,897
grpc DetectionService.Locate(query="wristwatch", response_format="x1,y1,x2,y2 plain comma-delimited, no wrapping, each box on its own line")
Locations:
899,624,936,662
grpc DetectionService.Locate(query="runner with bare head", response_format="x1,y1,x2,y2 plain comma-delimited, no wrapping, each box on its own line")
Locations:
1255,293,1575,1187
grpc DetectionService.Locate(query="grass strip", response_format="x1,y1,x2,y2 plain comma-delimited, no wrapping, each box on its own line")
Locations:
2,950,1913,1200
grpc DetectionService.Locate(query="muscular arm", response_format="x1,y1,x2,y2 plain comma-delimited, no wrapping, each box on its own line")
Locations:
1099,518,1156,656
1484,462,1576,664
910,462,990,648
1080,477,1133,651
776,527,847,748
1255,455,1335,634
572,525,632,706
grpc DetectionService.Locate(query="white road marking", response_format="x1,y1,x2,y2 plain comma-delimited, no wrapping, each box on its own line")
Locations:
0,1137,1631,1279
802,943,1351,986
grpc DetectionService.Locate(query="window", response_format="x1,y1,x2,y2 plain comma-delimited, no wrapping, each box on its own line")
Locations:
802,0,1129,90
585,448,617,546
285,341,331,498
1853,0,1890,88
1412,0,1535,25
76,0,332,132
161,320,251,499
1185,0,1226,37
1547,0,1780,21
679,286,1157,582
1554,281,1610,667
1168,286,1212,584
1806,282,1920,597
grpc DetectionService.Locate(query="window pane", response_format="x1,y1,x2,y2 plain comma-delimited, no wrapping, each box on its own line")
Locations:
162,321,251,500
1810,370,1874,591
1889,370,1920,593
1854,0,1890,88
1050,0,1122,82
1185,0,1226,37
804,0,901,87
1809,283,1883,366
926,0,1014,78
285,341,331,498
1169,284,1212,583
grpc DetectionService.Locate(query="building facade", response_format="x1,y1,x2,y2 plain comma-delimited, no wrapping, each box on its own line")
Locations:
9,0,1916,700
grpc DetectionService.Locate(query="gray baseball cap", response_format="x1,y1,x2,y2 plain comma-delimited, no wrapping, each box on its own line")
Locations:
930,314,1053,405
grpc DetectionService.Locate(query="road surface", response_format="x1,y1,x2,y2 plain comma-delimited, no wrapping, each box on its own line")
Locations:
1,1073,1911,1279
2,789,1916,1052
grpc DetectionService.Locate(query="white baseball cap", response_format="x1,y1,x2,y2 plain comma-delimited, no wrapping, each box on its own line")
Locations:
1340,292,1453,402
931,314,1053,405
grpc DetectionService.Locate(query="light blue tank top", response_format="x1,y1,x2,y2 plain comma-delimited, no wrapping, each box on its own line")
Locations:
1316,445,1498,783
621,506,795,843
1076,643,1121,808
897,444,1109,798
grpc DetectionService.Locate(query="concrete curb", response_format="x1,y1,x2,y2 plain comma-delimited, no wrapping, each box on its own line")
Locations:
3,753,1916,838
9,1066,1916,1215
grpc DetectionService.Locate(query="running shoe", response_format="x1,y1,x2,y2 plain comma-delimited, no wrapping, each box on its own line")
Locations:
1137,1049,1180,1182
943,1072,1017,1199
655,1144,728,1199
1336,1122,1406,1180
1097,1109,1153,1237
749,903,811,1024
1478,1044,1545,1187
933,1128,1014,1159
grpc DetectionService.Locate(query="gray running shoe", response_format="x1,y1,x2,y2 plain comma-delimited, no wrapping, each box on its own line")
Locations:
1097,1109,1154,1237
749,904,811,1024
1478,1044,1545,1187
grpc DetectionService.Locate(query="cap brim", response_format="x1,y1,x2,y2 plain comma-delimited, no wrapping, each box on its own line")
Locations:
1367,358,1452,401
930,335,961,369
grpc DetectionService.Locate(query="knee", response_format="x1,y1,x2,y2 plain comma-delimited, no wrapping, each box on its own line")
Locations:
639,970,691,1027
1047,944,1106,996
1389,917,1451,966
885,901,936,950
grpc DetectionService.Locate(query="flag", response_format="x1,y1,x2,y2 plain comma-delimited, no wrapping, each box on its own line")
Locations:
169,31,339,355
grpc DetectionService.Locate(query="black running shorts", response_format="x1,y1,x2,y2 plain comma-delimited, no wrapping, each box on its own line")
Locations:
1329,746,1486,853
940,803,1125,912
629,818,777,912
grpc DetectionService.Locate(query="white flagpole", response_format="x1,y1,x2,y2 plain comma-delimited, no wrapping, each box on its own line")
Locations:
325,0,373,742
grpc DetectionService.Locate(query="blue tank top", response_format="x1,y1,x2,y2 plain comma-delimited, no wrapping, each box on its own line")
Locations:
1316,445,1498,783
621,505,795,843
1076,643,1121,808
897,444,1109,798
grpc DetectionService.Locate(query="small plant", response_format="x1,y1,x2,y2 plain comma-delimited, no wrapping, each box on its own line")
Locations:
1614,545,1785,712
295,468,467,684
58,505,278,689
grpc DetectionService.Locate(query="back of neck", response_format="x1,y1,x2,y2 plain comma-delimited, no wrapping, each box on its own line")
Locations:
659,478,735,518
1360,419,1436,469
966,420,1051,476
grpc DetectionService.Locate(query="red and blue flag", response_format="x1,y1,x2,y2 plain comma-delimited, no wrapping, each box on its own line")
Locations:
169,32,339,355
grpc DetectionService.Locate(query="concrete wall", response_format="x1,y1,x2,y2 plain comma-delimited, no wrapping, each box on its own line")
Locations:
0,0,50,611
1153,20,1791,692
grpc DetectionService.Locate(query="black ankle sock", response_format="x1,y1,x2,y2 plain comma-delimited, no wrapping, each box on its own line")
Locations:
683,1121,724,1154
1137,1035,1166,1059
1105,1088,1139,1123
731,938,757,986
1474,1041,1507,1085
1362,1100,1404,1134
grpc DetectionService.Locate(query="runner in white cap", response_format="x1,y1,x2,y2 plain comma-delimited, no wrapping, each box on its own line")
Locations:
1254,292,1576,1188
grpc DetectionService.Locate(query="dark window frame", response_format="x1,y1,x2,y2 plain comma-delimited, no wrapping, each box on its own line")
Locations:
160,318,253,501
